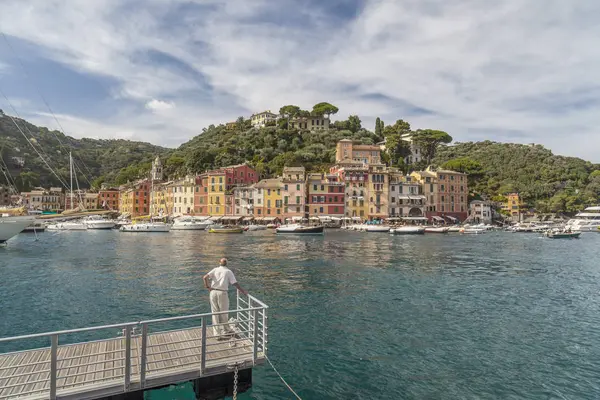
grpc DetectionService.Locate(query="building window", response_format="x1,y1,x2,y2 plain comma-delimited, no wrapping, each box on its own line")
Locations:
334,207,338,213
313,184,317,190
296,184,300,190
319,207,324,213
277,209,281,215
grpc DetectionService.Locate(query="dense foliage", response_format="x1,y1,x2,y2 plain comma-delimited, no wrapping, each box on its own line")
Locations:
0,113,168,191
434,141,600,212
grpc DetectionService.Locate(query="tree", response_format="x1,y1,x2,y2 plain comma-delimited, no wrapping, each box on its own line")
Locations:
375,117,382,137
412,129,453,165
91,175,105,190
441,157,484,176
385,134,410,168
312,102,339,118
347,115,362,133
279,105,301,118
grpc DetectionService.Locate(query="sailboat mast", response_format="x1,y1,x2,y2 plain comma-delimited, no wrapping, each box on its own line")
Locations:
69,152,73,210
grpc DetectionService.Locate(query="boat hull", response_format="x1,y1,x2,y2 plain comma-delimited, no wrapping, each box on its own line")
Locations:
546,232,581,239
85,222,116,230
47,223,88,231
0,216,36,243
276,226,324,235
208,228,244,234
425,227,449,233
120,223,170,232
171,224,207,231
391,227,425,235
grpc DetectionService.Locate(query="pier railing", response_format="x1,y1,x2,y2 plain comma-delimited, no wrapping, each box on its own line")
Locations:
0,292,268,400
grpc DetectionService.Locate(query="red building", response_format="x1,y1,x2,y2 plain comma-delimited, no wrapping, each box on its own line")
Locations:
194,175,208,216
221,163,259,190
306,173,345,218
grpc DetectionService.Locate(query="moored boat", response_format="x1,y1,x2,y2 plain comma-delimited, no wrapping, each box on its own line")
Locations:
22,220,46,233
365,225,391,233
275,224,324,235
47,221,88,231
390,226,425,235
171,217,206,230
208,225,244,234
545,230,581,239
247,224,267,231
460,228,486,235
424,226,449,234
83,215,116,230
0,215,37,243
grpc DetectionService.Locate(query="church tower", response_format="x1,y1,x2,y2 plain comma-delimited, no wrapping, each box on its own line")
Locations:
151,155,163,181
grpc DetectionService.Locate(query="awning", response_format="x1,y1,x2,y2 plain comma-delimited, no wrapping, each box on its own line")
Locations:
432,216,445,221
242,216,254,221
397,195,410,200
445,216,458,221
318,216,331,221
263,217,277,221
352,217,362,221
208,216,222,221
292,216,303,221
403,217,428,221
387,217,402,221
254,217,264,221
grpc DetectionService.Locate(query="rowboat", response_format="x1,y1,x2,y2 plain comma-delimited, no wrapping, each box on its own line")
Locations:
208,226,244,234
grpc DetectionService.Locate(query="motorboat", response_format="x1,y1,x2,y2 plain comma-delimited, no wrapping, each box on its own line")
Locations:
365,225,391,233
447,226,462,232
0,215,36,243
246,225,267,231
171,217,206,231
275,224,324,235
47,221,88,231
120,222,171,232
565,206,600,232
390,226,425,235
83,215,116,230
460,227,486,235
424,226,449,234
545,230,581,239
208,225,244,234
22,220,46,233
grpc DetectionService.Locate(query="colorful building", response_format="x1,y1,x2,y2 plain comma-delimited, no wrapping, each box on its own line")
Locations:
99,188,119,210
171,176,195,215
502,193,522,222
307,173,345,218
335,139,382,165
330,161,369,220
388,173,426,220
469,200,493,224
254,178,283,218
281,166,306,220
151,181,173,216
367,164,389,220
205,170,226,216
118,179,150,217
411,168,468,222
194,175,208,216
233,185,255,217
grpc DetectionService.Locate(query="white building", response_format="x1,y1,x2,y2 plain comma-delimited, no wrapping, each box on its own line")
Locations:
469,200,493,224
250,111,278,127
233,185,255,216
376,133,423,165
388,174,426,218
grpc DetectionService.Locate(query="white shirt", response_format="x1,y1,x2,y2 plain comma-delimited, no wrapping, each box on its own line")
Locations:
207,266,237,291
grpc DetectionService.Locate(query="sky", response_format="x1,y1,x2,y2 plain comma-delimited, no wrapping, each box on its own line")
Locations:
0,0,599,161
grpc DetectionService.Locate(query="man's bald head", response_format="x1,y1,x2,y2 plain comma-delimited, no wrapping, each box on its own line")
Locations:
220,258,227,266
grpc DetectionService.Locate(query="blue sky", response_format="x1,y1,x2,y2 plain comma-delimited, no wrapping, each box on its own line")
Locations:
0,0,599,161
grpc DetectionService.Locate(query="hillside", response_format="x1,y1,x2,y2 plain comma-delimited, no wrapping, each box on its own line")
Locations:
0,112,169,191
433,141,600,212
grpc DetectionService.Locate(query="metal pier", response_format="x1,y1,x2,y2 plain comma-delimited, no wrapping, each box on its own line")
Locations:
0,293,268,399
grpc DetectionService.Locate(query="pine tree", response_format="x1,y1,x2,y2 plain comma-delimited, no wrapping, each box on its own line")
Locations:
375,117,382,136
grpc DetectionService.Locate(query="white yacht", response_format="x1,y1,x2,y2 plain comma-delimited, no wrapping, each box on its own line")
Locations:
566,206,600,232
120,221,171,232
83,215,116,230
0,215,37,243
171,217,206,230
46,221,88,231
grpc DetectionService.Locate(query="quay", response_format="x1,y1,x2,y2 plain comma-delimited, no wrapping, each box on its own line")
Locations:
0,293,268,400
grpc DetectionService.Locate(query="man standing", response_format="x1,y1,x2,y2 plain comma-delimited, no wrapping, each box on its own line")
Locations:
203,258,248,339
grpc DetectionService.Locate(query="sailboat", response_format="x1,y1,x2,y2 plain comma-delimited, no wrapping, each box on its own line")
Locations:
0,207,36,243
46,153,87,231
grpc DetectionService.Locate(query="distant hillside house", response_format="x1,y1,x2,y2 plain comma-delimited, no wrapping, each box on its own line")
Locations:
225,122,237,131
250,111,278,127
289,115,329,130
335,139,382,165
377,133,423,165
11,157,25,167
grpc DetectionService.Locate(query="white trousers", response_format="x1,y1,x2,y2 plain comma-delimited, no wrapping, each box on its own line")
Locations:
209,290,232,336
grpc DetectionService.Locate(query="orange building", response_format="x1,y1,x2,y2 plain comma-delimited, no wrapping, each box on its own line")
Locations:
335,139,382,165
98,188,119,210
118,179,150,217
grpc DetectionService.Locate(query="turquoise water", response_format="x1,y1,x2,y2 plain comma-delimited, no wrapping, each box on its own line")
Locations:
1,230,600,399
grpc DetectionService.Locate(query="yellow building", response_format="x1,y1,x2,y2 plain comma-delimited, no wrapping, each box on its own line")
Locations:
503,193,522,221
254,178,283,218
151,181,173,216
250,110,278,127
368,164,389,219
206,170,226,216
330,161,369,219
119,187,135,216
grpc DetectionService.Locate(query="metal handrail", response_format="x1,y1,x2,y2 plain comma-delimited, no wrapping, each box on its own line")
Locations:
0,291,268,399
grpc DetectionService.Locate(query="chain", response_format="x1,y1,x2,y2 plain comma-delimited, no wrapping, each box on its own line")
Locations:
233,365,238,400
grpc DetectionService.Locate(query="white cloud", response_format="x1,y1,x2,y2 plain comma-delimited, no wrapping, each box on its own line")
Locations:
145,99,175,112
0,0,599,161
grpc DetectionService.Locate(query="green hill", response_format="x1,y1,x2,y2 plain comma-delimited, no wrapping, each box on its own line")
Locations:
0,111,169,191
433,141,600,212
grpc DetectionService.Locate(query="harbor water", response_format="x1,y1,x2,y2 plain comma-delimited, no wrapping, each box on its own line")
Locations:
1,230,600,399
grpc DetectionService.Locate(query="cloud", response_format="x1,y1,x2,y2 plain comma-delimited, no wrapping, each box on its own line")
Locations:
0,0,599,161
145,99,175,112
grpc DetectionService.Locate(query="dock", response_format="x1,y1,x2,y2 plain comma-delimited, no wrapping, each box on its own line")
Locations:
0,293,268,399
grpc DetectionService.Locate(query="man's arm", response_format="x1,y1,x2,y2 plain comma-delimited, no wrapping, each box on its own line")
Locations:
233,282,248,296
203,273,212,290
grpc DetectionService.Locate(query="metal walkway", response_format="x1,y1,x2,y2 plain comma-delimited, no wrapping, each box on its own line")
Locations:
0,293,268,399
